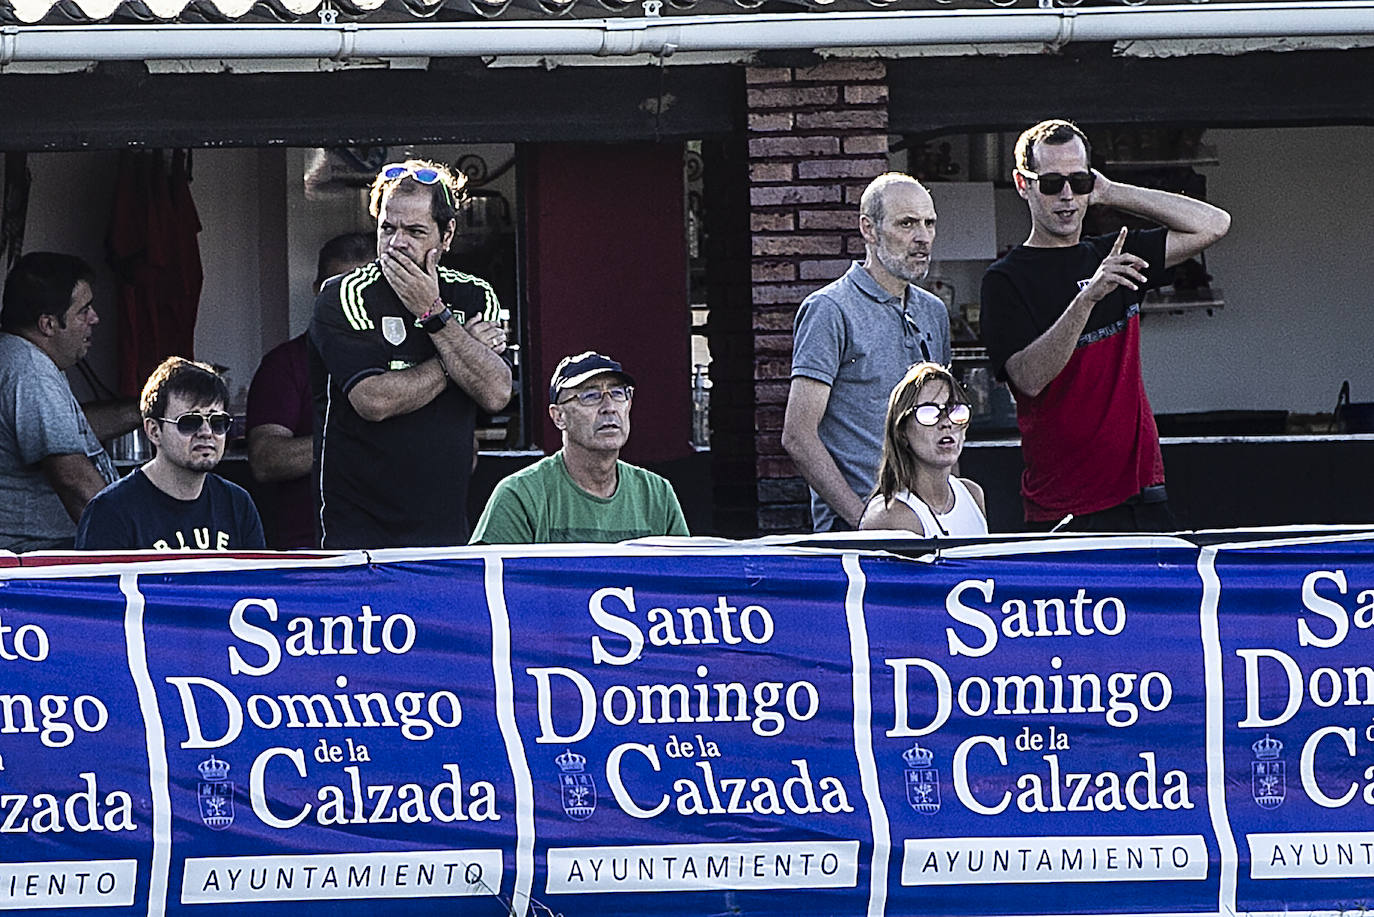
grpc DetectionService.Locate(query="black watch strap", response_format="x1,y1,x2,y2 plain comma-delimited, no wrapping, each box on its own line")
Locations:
420,306,453,334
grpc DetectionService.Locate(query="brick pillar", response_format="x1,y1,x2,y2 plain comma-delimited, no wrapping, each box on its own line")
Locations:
747,59,889,534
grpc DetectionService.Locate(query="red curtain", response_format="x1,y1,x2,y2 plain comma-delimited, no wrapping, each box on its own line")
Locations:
522,143,691,465
107,149,203,397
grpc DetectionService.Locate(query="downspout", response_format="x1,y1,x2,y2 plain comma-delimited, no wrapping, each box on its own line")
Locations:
1,2,1373,62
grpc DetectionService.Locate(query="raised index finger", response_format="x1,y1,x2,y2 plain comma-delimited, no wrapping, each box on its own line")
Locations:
1109,225,1128,257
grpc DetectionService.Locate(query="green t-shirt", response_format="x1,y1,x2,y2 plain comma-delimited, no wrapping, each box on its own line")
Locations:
470,451,689,545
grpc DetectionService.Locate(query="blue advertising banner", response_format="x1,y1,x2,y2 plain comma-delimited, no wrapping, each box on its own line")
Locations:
136,559,516,914
498,552,868,917
1206,535,1374,915
1,534,1374,916
861,544,1217,916
0,573,150,916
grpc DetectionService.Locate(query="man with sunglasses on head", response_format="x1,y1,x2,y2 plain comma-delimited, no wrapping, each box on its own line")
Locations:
783,172,951,533
981,119,1230,532
309,159,512,548
470,352,687,544
76,357,264,550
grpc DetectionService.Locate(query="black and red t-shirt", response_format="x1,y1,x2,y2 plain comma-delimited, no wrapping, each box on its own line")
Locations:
981,228,1169,522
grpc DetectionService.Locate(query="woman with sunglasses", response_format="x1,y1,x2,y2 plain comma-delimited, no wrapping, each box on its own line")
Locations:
859,362,987,537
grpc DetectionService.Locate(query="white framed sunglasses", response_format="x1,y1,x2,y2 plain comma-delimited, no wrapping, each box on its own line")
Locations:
905,402,971,426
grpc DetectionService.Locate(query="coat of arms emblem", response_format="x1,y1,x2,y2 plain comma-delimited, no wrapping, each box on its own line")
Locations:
904,742,940,814
197,755,235,830
557,748,596,820
1251,734,1285,809
382,316,407,346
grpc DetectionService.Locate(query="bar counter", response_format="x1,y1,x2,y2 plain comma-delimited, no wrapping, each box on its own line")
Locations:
960,432,1374,532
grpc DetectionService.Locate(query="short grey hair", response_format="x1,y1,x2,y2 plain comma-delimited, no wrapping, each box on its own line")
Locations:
860,172,928,226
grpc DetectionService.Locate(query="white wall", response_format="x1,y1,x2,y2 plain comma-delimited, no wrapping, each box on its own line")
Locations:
17,144,517,412
284,147,371,339
283,143,519,339
21,148,275,410
1141,126,1374,414
17,128,1372,419
191,148,277,409
926,125,1374,417
21,152,121,403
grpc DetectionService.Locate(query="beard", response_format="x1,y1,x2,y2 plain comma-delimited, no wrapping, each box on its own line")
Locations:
874,240,930,284
177,449,222,473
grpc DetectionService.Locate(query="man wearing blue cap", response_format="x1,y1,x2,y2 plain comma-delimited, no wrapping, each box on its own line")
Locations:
470,351,688,544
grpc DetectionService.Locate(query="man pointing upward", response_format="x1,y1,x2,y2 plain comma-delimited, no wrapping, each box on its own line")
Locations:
981,119,1231,531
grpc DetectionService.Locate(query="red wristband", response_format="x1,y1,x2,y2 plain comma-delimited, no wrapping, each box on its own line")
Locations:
418,297,445,322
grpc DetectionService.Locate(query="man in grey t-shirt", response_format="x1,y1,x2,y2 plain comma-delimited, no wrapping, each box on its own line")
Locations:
0,253,139,551
782,173,952,532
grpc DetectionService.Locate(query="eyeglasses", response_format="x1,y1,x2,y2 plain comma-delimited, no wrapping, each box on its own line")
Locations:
558,386,633,407
1017,168,1096,196
157,411,232,436
381,163,453,207
906,402,971,426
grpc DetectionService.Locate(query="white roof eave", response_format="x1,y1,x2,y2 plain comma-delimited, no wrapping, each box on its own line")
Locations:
2,2,1374,67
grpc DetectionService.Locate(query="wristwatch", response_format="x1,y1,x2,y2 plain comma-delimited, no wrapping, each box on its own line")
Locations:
419,305,453,334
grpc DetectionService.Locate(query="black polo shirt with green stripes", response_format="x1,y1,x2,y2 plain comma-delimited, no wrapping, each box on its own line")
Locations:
308,260,501,549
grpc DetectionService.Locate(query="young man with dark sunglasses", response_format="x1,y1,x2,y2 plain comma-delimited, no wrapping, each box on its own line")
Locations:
980,119,1231,532
470,352,687,544
308,159,512,548
76,357,264,550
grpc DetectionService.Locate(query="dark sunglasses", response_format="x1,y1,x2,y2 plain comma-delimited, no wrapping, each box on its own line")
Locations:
1018,168,1096,196
158,411,232,436
559,386,633,407
907,402,971,427
381,163,454,206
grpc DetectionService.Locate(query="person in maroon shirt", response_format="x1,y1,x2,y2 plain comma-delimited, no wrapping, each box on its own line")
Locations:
245,233,372,548
980,119,1231,532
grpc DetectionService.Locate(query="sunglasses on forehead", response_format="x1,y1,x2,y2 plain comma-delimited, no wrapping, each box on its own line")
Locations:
381,163,454,206
157,411,232,436
905,402,972,427
382,163,443,184
1017,168,1096,196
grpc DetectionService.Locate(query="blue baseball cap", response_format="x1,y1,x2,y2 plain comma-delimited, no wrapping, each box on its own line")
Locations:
549,351,634,403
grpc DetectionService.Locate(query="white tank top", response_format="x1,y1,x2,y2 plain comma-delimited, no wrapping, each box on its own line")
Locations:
867,477,988,537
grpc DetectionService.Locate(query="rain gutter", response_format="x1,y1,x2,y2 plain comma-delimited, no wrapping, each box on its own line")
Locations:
1,2,1373,64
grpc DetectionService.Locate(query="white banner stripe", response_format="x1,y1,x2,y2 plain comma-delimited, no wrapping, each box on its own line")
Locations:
121,572,170,917
1196,546,1238,915
0,860,137,909
181,850,502,903
901,835,1208,885
486,554,535,915
843,552,890,917
546,842,859,894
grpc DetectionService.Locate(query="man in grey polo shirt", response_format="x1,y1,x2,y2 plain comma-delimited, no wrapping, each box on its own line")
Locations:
782,172,951,532
0,253,139,551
